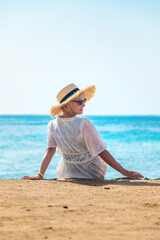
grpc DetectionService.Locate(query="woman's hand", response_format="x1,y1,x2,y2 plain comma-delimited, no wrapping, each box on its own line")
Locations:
20,175,43,180
122,169,144,178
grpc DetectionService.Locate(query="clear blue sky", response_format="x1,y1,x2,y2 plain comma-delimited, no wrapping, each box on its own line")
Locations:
0,0,160,115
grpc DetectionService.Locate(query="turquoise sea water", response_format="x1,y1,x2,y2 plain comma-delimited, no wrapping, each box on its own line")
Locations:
0,115,160,180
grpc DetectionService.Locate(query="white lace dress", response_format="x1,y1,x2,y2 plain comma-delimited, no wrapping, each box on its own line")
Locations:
47,116,107,180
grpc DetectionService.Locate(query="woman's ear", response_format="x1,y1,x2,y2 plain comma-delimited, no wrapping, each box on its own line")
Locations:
61,104,67,111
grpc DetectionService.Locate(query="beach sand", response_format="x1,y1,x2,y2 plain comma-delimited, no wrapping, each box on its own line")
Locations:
0,178,160,240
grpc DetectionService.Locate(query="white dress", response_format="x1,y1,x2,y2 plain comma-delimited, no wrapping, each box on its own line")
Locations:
47,116,107,180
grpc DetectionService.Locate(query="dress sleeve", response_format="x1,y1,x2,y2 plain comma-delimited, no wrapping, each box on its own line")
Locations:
47,121,57,148
83,119,107,157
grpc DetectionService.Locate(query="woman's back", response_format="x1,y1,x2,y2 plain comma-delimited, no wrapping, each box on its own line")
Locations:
48,116,87,155
48,116,107,158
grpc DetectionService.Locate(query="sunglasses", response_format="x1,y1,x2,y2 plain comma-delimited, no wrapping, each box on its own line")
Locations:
71,98,87,105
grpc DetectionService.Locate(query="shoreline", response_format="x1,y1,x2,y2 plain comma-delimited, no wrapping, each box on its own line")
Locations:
0,178,160,240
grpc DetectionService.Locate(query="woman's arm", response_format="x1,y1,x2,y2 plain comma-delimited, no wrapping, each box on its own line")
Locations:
99,150,144,178
21,147,56,180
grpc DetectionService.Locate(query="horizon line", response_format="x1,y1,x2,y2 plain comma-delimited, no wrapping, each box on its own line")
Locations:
0,114,160,117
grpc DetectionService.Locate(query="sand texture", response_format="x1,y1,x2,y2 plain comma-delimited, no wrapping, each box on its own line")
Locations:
0,178,160,240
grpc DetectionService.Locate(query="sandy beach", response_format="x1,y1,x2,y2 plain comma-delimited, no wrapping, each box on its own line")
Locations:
0,178,159,240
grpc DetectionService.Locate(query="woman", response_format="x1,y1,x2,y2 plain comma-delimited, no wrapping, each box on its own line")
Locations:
21,83,144,180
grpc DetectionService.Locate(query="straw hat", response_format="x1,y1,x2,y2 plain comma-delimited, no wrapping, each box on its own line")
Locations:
50,83,96,117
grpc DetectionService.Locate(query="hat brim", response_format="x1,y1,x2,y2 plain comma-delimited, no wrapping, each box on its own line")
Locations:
50,85,96,117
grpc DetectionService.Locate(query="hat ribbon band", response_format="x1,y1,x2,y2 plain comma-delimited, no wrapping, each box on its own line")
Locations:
60,88,80,103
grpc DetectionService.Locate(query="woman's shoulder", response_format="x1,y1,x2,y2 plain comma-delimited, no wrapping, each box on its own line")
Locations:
47,118,57,128
76,117,93,126
78,117,92,122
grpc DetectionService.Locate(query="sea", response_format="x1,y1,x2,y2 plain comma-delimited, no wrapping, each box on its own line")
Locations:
0,115,159,180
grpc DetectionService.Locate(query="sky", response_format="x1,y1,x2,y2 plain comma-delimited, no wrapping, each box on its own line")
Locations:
0,0,160,115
